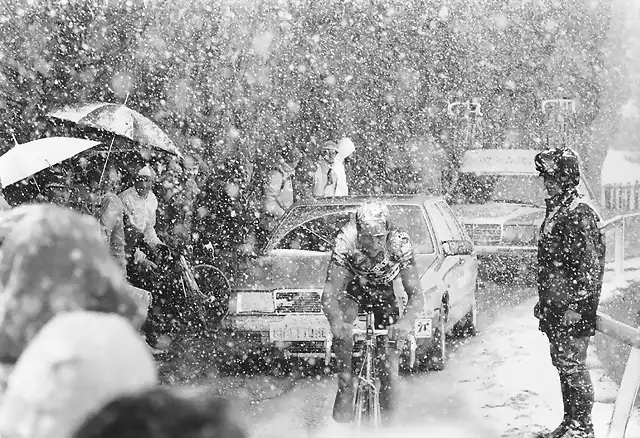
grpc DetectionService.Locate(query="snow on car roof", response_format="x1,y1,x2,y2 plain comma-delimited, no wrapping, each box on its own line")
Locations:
459,149,539,175
600,148,640,185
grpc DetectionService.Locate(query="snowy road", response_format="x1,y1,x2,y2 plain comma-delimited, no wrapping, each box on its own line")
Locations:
236,280,640,438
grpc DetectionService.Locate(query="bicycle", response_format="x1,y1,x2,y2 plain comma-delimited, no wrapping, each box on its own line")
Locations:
177,246,232,330
325,308,417,429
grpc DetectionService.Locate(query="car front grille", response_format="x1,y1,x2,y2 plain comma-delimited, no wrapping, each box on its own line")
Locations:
274,290,322,314
464,223,502,245
287,341,326,353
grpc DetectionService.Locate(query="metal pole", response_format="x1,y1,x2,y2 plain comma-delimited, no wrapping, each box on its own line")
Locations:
605,311,640,438
615,222,624,281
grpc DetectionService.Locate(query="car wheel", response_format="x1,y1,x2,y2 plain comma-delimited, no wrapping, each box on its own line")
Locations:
425,312,447,371
455,284,479,338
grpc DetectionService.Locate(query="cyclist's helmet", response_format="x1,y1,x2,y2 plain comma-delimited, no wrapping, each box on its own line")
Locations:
355,201,390,236
534,147,580,189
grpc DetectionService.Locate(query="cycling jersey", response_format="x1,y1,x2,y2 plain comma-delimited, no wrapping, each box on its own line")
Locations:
331,221,415,285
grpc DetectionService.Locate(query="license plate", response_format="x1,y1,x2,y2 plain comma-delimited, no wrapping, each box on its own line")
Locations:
269,323,329,342
414,318,432,339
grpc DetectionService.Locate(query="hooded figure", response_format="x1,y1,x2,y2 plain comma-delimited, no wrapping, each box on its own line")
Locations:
0,205,144,363
533,147,605,438
0,311,157,438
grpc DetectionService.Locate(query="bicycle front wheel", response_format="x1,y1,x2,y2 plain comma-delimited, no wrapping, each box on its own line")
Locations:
352,343,382,428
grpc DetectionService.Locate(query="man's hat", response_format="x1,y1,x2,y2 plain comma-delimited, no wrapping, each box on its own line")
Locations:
136,165,155,179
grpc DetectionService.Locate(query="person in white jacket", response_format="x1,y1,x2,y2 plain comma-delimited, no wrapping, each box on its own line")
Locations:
333,137,355,197
314,141,339,198
262,148,301,232
119,165,164,271
313,138,355,198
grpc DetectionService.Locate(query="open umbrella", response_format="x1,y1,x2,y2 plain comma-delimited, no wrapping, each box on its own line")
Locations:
0,137,101,187
48,103,183,158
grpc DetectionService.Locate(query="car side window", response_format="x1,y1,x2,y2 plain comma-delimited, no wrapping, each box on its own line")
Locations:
388,205,434,254
275,212,352,252
424,201,455,242
435,201,465,241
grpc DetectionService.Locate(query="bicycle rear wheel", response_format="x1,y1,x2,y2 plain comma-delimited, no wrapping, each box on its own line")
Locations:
192,264,231,322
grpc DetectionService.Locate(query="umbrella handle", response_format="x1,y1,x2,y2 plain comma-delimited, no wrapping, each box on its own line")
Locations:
98,92,129,187
98,134,117,187
32,176,42,192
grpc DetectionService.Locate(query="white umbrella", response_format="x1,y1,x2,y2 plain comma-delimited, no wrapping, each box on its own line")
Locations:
0,137,101,187
48,103,182,158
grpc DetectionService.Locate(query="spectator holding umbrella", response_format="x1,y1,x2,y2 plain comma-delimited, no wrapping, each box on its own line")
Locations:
119,164,164,286
36,172,73,206
85,162,127,273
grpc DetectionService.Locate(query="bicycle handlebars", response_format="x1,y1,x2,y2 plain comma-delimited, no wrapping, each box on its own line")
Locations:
324,329,417,367
351,328,389,336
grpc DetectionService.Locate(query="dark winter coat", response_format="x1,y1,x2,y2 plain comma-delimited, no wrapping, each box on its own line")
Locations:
192,178,251,253
537,189,605,337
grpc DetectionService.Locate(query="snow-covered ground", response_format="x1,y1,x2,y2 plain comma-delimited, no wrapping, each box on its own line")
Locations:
245,267,640,438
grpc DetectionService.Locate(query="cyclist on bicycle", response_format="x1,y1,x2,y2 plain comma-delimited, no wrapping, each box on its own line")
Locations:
321,200,425,423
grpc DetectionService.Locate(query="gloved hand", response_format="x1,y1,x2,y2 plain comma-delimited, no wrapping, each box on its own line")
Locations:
134,248,147,264
562,309,582,325
330,321,354,341
388,320,412,341
534,301,541,320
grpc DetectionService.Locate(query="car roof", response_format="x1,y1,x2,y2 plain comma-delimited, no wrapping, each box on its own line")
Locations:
289,193,444,208
459,149,539,175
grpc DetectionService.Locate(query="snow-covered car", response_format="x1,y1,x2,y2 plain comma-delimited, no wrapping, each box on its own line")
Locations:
447,148,598,280
217,194,478,371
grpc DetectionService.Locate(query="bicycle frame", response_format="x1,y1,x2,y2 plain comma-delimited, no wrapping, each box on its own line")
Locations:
352,310,385,428
178,254,210,329
324,310,417,429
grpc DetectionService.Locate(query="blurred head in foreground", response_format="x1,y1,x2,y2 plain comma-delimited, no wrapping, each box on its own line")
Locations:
72,386,247,438
0,204,143,362
0,311,157,438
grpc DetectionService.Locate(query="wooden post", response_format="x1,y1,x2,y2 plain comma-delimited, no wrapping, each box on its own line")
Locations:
605,312,640,438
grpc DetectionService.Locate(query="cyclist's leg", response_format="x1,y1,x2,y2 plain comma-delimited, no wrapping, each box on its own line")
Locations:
332,290,359,423
372,283,401,421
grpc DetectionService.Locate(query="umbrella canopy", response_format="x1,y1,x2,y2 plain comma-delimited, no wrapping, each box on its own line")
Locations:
48,103,183,158
0,137,101,187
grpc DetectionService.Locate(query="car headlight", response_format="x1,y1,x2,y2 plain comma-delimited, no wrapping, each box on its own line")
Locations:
228,292,275,314
502,225,536,245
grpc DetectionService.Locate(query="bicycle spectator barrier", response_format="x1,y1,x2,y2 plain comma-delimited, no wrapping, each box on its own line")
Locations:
599,212,640,438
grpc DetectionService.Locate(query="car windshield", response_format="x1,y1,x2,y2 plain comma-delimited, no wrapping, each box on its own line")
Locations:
448,173,547,206
268,204,435,254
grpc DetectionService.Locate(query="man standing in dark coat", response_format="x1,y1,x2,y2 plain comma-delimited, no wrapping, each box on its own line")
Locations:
534,147,606,438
